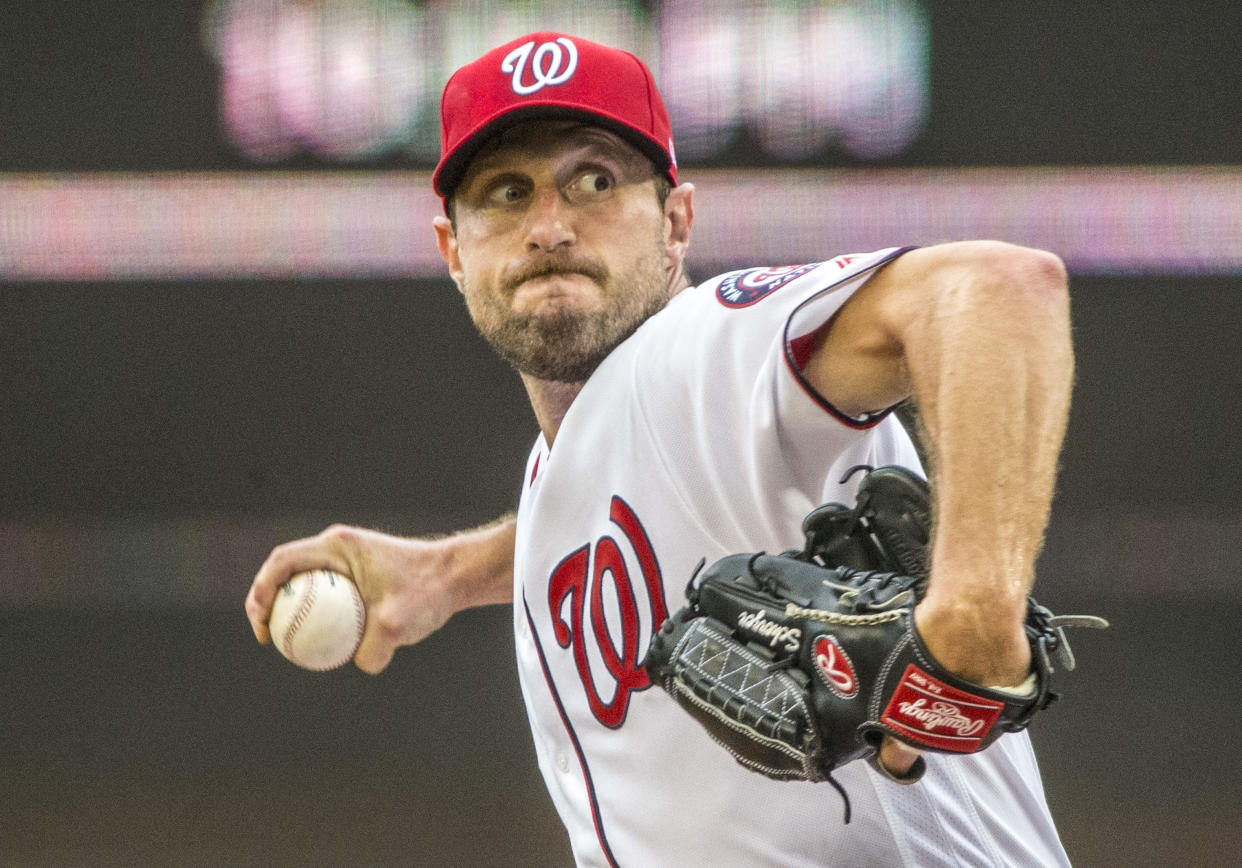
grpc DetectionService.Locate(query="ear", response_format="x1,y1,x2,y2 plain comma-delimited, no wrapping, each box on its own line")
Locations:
433,215,466,292
663,182,695,283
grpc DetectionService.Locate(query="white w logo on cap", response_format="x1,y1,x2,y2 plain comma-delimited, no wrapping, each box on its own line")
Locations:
501,37,579,95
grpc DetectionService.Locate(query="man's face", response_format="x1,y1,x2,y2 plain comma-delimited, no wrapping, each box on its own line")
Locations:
436,121,674,383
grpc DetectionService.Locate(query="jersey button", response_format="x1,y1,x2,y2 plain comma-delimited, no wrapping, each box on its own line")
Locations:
555,752,570,773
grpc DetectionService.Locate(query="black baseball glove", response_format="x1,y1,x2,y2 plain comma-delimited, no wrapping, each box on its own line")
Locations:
642,465,1107,821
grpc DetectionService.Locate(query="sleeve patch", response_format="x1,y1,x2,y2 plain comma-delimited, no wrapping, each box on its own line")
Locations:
716,263,823,308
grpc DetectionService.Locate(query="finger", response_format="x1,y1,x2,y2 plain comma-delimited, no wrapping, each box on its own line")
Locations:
244,583,274,645
353,634,396,675
877,736,923,778
246,532,356,643
353,610,397,675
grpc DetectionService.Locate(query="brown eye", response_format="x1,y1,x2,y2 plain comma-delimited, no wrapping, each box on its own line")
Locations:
485,181,528,206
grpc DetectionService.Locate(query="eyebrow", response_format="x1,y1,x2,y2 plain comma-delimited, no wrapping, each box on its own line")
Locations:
562,127,652,167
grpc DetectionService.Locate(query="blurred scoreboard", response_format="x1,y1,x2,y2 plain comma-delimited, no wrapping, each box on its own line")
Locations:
202,0,928,165
6,0,1238,171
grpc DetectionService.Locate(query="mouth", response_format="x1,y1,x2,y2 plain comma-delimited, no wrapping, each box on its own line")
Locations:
504,261,608,294
509,272,602,313
517,271,595,290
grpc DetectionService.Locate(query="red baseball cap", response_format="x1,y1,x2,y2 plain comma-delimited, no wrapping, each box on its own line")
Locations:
434,32,677,201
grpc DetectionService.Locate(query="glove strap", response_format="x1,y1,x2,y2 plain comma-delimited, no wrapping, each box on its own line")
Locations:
878,663,1011,753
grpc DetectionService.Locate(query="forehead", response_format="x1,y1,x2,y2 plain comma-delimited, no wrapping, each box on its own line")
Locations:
462,120,652,179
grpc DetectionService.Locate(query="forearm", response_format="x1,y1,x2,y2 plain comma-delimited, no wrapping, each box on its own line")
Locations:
438,512,518,611
904,246,1073,682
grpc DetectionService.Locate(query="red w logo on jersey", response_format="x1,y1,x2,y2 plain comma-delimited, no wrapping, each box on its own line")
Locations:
547,496,669,729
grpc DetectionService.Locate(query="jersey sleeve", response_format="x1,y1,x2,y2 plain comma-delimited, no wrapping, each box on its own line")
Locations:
622,246,922,549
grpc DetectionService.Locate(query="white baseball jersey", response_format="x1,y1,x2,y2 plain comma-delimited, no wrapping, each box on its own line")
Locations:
512,247,1069,867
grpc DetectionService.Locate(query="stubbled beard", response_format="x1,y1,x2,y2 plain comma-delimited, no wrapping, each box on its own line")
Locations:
465,248,668,383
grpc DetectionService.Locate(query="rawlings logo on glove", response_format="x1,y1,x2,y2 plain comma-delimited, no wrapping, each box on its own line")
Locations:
813,636,858,697
884,666,1002,748
642,465,1108,822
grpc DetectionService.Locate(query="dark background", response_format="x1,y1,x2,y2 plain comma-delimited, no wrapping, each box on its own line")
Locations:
3,2,1240,866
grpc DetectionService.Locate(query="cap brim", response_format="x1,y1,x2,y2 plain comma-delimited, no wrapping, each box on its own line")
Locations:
434,104,674,200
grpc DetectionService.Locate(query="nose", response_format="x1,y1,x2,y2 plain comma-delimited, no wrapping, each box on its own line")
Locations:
522,186,576,252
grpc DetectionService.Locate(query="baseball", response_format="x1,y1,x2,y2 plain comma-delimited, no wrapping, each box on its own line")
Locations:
268,570,366,671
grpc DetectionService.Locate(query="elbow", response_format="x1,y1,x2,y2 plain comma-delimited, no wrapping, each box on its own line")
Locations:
971,241,1068,310
923,240,1073,357
970,243,1073,370
929,241,1070,335
1013,245,1068,309
1006,246,1070,342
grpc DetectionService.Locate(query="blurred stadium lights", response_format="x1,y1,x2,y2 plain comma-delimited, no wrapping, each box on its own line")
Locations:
658,0,927,161
4,168,1241,280
201,0,928,164
203,0,433,161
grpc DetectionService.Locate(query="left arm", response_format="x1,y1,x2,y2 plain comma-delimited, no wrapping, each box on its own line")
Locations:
805,240,1074,689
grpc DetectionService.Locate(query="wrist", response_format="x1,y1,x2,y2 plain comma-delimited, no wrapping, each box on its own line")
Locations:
407,536,457,612
912,596,1031,688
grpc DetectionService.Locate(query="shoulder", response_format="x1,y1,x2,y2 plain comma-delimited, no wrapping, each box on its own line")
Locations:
640,248,912,343
693,248,912,311
609,248,914,393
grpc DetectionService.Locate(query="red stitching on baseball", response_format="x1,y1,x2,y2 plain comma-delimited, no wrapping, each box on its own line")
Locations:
282,572,318,661
350,579,365,654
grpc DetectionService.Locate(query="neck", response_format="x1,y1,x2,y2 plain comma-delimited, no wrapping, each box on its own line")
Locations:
521,375,586,447
520,268,694,447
